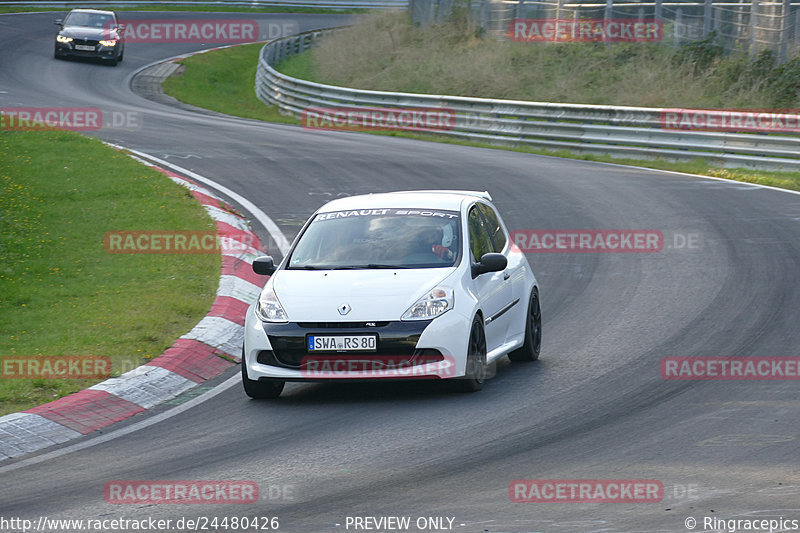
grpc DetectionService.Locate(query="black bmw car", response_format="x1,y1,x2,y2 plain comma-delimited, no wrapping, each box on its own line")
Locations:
54,9,125,66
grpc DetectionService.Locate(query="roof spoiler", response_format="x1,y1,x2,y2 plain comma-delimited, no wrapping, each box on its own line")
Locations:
391,190,493,201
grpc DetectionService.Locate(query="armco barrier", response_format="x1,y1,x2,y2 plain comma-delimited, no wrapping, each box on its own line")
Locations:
255,28,800,171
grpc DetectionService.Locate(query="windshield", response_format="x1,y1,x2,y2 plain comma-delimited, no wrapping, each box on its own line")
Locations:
288,208,461,270
64,11,114,28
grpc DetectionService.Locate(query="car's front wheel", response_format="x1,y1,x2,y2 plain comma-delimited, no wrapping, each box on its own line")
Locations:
509,287,542,362
241,352,285,399
455,314,487,392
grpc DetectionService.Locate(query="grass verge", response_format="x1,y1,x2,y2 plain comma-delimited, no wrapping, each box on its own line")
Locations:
163,43,296,124
0,130,220,416
160,25,800,193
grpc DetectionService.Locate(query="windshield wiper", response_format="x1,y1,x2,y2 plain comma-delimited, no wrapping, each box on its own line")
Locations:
333,264,410,270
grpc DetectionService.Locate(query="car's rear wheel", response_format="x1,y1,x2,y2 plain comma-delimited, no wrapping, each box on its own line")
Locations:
509,287,542,362
455,315,487,392
241,350,285,399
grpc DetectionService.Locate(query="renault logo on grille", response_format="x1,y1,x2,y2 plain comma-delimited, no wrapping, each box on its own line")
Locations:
337,303,351,316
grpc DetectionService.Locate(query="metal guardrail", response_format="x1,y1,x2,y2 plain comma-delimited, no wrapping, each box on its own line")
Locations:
0,0,405,7
256,29,800,171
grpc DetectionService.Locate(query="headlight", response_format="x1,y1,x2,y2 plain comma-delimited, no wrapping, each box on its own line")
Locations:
401,287,453,320
99,39,117,47
56,35,73,43
254,286,287,323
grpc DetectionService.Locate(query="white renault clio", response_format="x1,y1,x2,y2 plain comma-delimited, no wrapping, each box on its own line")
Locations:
242,190,541,398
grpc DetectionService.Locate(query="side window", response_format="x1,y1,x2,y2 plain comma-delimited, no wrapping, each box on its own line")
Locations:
478,203,507,253
468,206,494,261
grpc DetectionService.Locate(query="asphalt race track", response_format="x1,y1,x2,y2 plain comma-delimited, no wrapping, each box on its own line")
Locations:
2,11,800,533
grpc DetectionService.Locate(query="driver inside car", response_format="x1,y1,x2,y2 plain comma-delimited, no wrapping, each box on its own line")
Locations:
417,226,453,260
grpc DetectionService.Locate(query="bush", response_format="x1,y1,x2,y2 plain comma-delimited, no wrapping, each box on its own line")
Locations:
673,30,723,73
766,57,800,107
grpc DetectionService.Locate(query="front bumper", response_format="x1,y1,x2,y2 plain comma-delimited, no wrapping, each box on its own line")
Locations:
55,41,119,59
243,305,471,381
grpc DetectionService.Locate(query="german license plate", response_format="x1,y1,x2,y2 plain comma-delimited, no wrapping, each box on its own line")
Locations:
307,334,377,352
75,45,95,51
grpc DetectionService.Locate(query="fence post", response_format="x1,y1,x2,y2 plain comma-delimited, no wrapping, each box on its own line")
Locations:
703,0,712,36
779,0,791,62
604,0,613,42
655,0,662,25
749,0,758,54
675,7,683,45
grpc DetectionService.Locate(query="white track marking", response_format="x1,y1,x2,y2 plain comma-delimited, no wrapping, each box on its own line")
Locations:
0,374,240,474
107,144,291,255
0,147,290,472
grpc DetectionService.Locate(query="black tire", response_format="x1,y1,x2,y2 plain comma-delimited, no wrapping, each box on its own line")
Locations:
509,287,542,362
107,57,118,66
241,350,284,399
455,314,487,392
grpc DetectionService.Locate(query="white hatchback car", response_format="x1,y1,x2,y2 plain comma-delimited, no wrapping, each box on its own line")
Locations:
242,190,541,398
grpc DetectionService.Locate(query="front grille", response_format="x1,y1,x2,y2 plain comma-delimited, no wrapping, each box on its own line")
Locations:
72,38,98,46
257,348,443,373
297,322,390,329
263,321,432,368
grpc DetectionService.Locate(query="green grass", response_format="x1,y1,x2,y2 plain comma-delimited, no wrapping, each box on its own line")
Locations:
0,130,220,415
163,43,297,124
309,12,800,109
162,43,800,192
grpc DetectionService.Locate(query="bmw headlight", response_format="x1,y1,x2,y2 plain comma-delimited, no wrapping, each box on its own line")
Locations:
255,286,287,323
56,35,73,43
402,287,453,320
98,39,117,47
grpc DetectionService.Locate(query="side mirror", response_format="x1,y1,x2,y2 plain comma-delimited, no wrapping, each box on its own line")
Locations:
471,252,507,278
252,256,276,276
117,23,126,33
54,19,63,26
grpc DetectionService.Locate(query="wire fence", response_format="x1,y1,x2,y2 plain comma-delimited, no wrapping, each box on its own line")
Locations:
256,28,800,170
0,0,407,8
410,0,800,61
